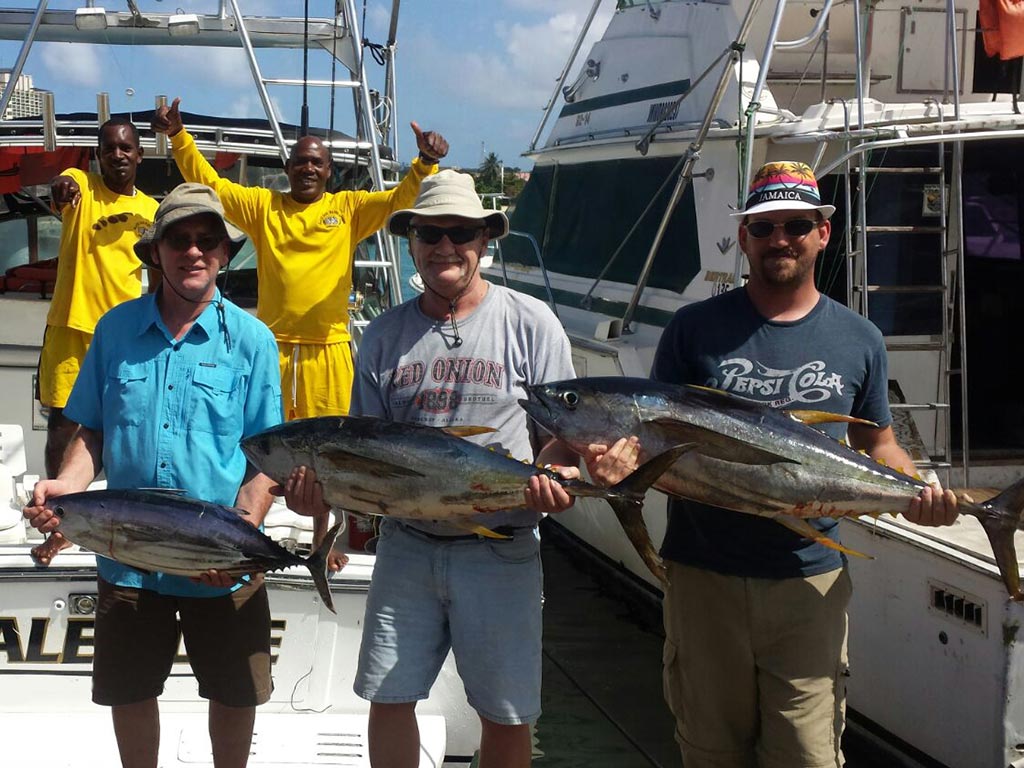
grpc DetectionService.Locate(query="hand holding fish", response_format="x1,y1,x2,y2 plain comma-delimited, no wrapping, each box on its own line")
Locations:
905,483,959,527
276,466,348,573
23,478,74,535
584,436,642,487
526,467,579,514
24,479,77,567
279,465,330,517
194,568,239,589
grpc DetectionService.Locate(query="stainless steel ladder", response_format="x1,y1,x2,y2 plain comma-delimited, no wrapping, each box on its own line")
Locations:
225,0,404,322
847,148,962,483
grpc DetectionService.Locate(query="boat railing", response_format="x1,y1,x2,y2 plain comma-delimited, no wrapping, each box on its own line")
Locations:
493,231,560,320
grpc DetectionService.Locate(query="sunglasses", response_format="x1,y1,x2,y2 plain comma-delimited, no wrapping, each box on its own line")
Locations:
410,224,484,245
744,219,818,239
163,233,225,252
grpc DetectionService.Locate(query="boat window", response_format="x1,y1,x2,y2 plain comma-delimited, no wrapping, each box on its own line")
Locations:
0,214,60,272
503,158,700,300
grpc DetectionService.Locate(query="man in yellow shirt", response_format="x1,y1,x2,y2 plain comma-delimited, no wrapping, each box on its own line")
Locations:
151,98,448,420
38,118,158,479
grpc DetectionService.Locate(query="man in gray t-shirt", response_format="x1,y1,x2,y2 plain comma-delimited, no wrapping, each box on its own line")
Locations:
351,170,578,766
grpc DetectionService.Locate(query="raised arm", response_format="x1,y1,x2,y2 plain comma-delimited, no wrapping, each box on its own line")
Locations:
153,97,263,229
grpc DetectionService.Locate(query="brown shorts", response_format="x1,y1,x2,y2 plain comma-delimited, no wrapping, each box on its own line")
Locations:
92,576,273,708
662,562,852,768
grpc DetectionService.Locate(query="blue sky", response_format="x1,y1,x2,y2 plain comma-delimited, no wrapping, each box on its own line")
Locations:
0,0,615,170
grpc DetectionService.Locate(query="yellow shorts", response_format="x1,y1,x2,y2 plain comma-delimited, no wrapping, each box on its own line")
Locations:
662,562,852,768
278,340,354,421
37,325,92,408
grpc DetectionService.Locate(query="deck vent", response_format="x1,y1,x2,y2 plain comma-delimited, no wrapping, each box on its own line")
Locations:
647,100,680,124
928,580,986,635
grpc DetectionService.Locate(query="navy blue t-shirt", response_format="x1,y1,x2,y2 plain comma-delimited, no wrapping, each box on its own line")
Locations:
652,288,891,578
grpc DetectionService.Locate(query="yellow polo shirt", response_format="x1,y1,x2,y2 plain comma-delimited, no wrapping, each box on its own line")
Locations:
46,168,157,333
170,130,435,344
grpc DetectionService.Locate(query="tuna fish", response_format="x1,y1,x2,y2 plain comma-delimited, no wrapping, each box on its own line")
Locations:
520,376,1024,599
48,488,342,613
240,415,691,584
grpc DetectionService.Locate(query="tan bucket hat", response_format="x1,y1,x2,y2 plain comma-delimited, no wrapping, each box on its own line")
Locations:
134,183,247,268
387,169,509,239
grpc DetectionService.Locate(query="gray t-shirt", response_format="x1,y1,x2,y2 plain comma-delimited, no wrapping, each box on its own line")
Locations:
352,283,575,532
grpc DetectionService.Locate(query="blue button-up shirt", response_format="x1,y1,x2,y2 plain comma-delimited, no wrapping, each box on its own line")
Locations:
65,290,283,596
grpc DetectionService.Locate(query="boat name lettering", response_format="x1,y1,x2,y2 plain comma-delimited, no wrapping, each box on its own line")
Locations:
715,359,844,405
575,112,591,127
0,617,94,664
0,617,288,666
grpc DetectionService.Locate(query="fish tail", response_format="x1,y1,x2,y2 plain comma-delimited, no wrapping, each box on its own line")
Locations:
977,476,1024,600
608,496,668,588
306,520,344,614
599,444,695,588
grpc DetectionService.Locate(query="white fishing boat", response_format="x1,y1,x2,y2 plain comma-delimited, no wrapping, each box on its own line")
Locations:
486,2,1024,766
0,2,480,765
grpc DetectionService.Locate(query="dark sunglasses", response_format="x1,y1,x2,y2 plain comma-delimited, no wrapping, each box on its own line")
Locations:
163,233,225,252
410,224,484,245
744,218,818,239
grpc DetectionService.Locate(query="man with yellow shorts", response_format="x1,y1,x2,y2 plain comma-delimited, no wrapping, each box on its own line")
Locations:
151,97,449,421
38,117,158,479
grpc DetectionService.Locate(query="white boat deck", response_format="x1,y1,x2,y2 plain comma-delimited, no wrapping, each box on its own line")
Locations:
0,712,447,768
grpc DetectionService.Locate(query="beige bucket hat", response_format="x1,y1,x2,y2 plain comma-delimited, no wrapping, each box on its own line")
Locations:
388,169,509,240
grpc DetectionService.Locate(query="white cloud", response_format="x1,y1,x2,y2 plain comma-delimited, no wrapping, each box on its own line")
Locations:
150,46,253,90
38,43,105,90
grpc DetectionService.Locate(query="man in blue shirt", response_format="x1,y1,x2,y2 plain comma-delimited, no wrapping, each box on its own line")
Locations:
24,183,283,768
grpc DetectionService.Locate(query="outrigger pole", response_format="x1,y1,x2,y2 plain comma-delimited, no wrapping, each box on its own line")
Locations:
620,0,765,334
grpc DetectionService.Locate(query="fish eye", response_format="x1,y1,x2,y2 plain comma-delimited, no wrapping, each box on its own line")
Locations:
54,506,65,518
561,391,579,410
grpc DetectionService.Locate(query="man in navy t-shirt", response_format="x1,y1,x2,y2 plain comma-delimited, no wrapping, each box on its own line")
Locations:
588,161,958,768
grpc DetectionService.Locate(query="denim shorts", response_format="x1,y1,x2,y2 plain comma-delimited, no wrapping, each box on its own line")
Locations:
353,518,543,725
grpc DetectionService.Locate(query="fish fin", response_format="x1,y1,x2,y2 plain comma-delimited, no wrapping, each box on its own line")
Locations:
442,425,498,437
976,476,1024,600
785,410,878,427
774,515,874,559
447,523,510,540
647,418,799,466
607,496,668,588
319,448,427,479
305,521,343,614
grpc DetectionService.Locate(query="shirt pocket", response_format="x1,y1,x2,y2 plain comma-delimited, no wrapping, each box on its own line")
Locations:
188,364,246,436
106,362,150,427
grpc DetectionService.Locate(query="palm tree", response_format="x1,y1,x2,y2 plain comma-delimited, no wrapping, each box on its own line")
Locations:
477,152,503,194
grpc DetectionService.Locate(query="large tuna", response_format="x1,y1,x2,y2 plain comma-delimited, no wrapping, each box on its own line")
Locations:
48,488,342,613
520,376,1024,599
240,415,690,584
